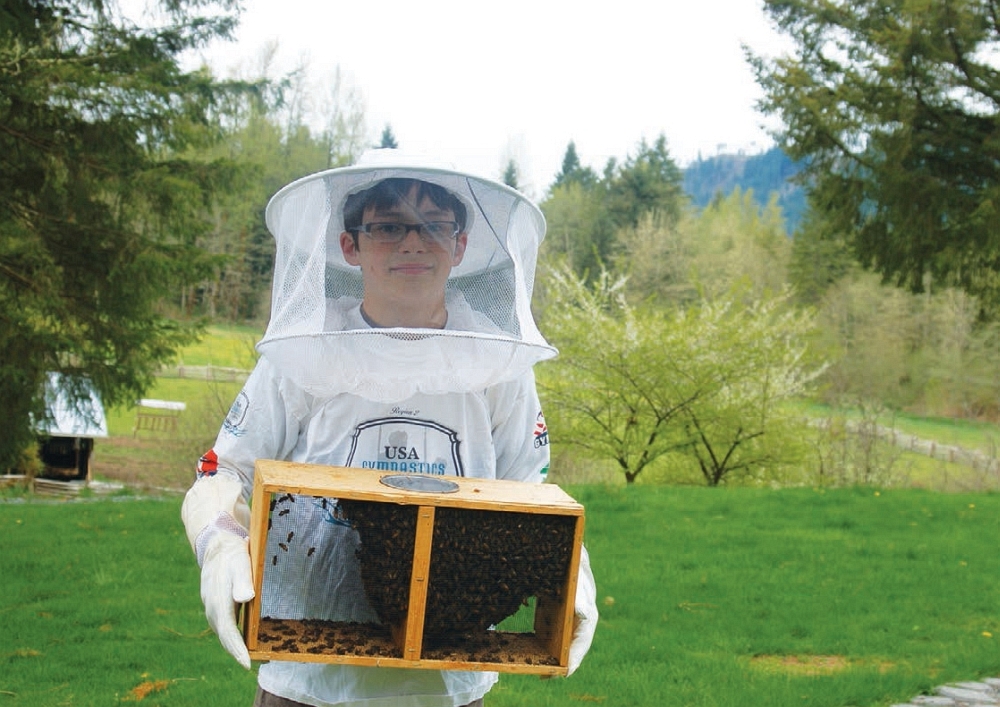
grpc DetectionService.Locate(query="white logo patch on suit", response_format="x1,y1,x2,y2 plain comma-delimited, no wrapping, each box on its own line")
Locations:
345,417,464,476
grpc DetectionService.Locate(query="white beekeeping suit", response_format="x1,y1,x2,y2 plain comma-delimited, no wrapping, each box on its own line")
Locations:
181,150,597,707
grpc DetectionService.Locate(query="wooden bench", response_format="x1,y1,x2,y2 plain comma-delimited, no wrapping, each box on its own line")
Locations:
133,399,186,436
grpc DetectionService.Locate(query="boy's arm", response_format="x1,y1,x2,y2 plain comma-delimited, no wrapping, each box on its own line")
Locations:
181,358,308,668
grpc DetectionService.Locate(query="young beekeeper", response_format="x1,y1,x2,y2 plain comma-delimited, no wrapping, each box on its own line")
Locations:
181,150,598,707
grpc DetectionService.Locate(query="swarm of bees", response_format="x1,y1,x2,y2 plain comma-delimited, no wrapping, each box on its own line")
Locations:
338,499,576,640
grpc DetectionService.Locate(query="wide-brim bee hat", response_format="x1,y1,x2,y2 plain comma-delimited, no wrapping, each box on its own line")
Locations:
256,149,556,401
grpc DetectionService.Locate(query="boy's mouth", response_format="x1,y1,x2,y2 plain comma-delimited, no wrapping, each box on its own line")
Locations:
390,262,433,275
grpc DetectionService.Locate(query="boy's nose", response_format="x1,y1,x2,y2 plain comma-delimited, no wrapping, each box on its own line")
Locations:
398,226,427,249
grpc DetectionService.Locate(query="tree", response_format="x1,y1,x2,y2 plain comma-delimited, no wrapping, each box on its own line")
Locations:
540,136,684,283
0,0,243,471
613,187,793,306
539,181,609,280
537,265,823,485
675,290,821,486
501,159,519,190
810,270,1000,415
751,0,1000,312
541,143,608,279
379,124,398,149
192,59,367,322
605,134,685,230
788,209,858,306
551,141,597,190
611,211,694,305
537,267,697,484
683,187,791,302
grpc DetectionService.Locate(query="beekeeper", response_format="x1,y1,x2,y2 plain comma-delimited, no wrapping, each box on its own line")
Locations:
181,150,598,707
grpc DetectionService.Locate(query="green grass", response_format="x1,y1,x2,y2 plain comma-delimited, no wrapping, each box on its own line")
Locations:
1,499,257,706
169,325,260,369
892,449,1000,492
795,401,1000,455
500,485,1000,707
3,487,999,706
890,411,1000,453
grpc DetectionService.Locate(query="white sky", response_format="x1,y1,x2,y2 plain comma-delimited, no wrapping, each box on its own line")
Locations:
178,0,792,198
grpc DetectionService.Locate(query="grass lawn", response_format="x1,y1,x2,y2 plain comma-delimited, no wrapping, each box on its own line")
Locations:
168,325,260,369
3,487,999,707
795,401,1000,456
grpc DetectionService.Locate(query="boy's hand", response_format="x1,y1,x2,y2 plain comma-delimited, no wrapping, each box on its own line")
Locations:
182,473,255,670
200,530,255,669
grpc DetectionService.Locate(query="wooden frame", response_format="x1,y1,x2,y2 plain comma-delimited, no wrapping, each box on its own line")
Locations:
242,460,585,675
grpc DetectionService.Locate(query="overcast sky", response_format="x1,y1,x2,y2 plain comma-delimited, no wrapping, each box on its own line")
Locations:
179,0,792,197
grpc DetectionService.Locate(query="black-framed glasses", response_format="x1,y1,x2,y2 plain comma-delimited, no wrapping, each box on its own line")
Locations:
351,221,460,245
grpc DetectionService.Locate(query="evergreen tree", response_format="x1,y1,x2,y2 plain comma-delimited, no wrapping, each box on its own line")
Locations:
752,0,1000,313
605,134,685,229
379,124,398,149
788,210,858,306
0,0,243,471
541,136,684,283
552,141,597,190
501,159,519,190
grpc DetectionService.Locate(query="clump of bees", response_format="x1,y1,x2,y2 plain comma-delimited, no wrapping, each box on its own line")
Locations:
256,619,399,657
338,499,576,641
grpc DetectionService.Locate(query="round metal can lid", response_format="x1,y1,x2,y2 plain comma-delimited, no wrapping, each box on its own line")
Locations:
379,474,460,493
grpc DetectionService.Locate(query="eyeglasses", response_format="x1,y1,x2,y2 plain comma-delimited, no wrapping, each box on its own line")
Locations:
351,221,461,245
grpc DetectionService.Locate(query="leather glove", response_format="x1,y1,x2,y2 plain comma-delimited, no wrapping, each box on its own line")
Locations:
181,473,255,670
567,544,598,675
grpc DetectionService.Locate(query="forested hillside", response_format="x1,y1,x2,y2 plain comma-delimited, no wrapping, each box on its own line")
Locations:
683,147,805,232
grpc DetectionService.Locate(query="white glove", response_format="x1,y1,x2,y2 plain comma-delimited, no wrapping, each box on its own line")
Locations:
181,473,255,670
567,544,598,675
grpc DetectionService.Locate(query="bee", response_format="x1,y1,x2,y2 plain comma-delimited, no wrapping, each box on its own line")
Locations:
307,547,316,557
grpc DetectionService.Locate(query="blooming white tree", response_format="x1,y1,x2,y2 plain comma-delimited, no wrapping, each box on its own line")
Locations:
538,264,825,485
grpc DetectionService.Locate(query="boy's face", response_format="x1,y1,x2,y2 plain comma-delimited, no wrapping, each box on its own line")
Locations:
339,184,468,326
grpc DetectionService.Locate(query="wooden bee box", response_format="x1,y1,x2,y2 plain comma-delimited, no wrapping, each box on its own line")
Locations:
242,459,585,676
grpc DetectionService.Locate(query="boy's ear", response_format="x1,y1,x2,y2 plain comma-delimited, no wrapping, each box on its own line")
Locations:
452,232,468,266
340,231,360,266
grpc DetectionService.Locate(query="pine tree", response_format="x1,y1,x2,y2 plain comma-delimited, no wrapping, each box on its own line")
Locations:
502,159,520,190
379,124,399,149
752,0,1000,313
0,0,243,470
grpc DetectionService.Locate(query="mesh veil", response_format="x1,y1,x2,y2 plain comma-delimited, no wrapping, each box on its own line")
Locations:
257,152,557,401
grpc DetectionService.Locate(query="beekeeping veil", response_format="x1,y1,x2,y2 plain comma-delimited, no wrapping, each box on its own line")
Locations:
257,150,556,401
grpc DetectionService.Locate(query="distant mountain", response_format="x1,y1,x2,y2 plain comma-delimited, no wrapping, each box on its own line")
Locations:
683,147,806,233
